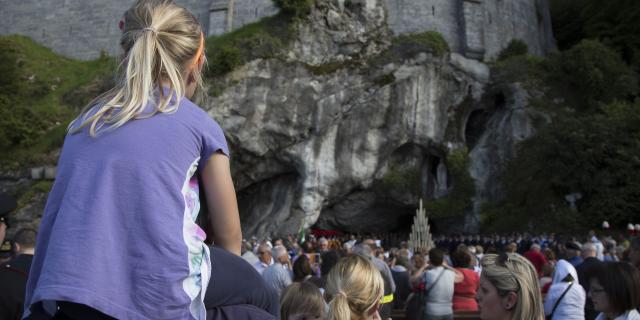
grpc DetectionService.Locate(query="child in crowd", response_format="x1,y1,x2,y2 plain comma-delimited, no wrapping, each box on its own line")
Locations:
23,1,241,319
325,255,384,320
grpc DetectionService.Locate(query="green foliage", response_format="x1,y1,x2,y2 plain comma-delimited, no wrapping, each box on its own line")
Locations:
0,35,114,168
493,40,637,110
497,39,528,62
550,0,640,73
484,102,640,232
395,31,449,58
425,149,475,218
304,61,353,76
273,0,315,18
208,46,242,77
380,164,420,196
373,31,449,66
492,54,546,88
549,40,638,108
205,15,293,79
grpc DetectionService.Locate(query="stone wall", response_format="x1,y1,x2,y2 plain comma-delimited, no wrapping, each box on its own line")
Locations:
0,0,274,60
0,0,553,61
384,0,556,61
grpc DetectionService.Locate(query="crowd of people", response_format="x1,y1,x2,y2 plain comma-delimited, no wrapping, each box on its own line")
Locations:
229,230,640,320
3,192,640,320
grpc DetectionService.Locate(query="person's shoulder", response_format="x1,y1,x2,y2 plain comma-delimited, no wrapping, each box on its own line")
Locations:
178,98,222,125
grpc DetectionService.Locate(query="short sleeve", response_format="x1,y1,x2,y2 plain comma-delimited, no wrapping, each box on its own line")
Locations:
200,117,229,165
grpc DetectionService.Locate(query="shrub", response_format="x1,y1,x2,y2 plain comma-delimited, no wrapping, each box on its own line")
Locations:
424,148,475,218
497,39,528,61
484,101,640,232
554,40,638,107
205,15,292,78
273,0,315,18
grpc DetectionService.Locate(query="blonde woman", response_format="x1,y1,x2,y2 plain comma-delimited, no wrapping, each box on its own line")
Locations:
325,255,384,320
476,253,544,320
23,1,241,319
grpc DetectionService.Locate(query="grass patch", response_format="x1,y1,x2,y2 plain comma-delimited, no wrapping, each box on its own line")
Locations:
205,14,296,80
372,31,449,66
0,35,115,169
497,39,528,62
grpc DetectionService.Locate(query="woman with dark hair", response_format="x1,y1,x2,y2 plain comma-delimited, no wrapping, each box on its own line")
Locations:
451,249,479,312
292,254,322,289
589,262,640,320
293,254,314,282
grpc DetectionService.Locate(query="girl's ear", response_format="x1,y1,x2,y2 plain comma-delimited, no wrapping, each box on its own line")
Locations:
367,301,381,319
197,53,205,71
501,291,518,310
187,55,205,85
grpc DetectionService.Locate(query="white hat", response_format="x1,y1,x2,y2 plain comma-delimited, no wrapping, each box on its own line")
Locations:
628,223,635,231
602,221,610,229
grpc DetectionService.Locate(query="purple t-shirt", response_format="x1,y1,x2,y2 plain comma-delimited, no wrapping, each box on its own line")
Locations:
24,96,229,319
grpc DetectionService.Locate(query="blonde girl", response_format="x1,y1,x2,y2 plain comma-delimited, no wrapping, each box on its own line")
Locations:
477,253,545,320
325,255,384,320
23,1,241,319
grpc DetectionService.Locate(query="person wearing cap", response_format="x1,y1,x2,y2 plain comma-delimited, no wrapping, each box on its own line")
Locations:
0,193,17,244
565,242,583,267
0,228,37,319
0,239,14,264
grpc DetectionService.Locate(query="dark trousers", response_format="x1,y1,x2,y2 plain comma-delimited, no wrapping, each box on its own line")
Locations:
51,302,115,320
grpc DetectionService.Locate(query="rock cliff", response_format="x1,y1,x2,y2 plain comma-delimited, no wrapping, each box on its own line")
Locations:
2,0,548,238
203,0,505,236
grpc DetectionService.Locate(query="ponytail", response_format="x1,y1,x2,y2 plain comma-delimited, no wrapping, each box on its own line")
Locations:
325,255,384,320
328,292,352,320
70,0,204,136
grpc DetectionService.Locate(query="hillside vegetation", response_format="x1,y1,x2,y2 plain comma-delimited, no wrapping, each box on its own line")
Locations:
0,35,114,169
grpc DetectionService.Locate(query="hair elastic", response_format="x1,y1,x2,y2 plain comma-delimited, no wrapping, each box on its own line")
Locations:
142,27,158,34
190,32,205,69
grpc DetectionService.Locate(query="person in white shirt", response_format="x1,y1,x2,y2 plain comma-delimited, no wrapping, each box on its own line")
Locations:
262,245,292,297
544,259,585,320
253,244,274,275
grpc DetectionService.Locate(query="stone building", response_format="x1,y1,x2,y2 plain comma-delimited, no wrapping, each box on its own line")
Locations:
0,0,554,61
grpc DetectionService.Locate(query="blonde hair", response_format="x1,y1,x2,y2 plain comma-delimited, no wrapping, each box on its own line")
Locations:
70,0,205,135
280,282,326,320
481,253,544,320
325,255,384,320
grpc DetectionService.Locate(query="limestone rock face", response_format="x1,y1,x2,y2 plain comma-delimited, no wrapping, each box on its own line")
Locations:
3,0,549,237
204,1,492,236
287,0,389,65
466,83,549,227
